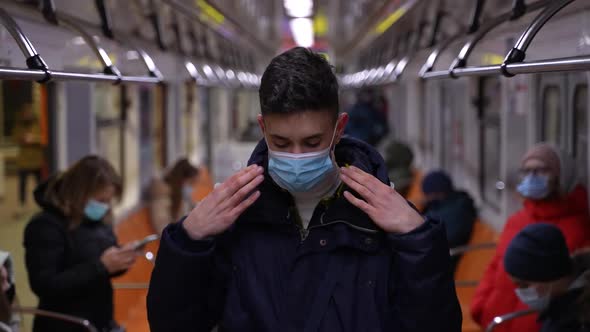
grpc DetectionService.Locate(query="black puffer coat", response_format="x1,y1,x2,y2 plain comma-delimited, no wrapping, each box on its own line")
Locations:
24,179,120,332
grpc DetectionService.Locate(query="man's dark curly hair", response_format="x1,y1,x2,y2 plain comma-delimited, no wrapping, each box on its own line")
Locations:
259,47,339,120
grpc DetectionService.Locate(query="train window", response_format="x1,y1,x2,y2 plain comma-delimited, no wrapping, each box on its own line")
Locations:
541,85,561,145
481,77,502,209
573,84,588,183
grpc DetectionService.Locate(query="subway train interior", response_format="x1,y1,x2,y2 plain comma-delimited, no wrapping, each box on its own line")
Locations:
0,0,589,331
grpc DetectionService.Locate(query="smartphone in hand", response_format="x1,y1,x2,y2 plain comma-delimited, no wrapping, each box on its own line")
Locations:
132,234,159,251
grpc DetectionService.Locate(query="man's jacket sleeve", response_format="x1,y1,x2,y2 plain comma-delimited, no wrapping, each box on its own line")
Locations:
147,220,228,332
388,218,462,332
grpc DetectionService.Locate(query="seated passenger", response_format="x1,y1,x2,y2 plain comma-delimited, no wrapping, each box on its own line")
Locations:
0,251,17,332
147,47,462,332
504,223,590,332
421,170,477,271
24,156,139,332
471,143,590,332
149,159,200,234
383,140,414,198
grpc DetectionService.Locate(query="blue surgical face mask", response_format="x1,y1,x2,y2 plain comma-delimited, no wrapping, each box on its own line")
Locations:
182,185,194,201
515,286,551,311
267,126,339,194
517,174,550,200
84,200,110,221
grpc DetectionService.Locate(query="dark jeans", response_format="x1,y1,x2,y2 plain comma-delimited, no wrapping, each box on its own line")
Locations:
18,168,41,206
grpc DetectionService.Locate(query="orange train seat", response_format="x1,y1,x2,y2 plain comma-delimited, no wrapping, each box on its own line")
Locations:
454,220,499,332
405,169,424,211
113,167,214,332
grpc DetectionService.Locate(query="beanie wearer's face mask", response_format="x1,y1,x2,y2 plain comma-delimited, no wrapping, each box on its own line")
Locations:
266,125,339,194
515,285,552,311
517,173,551,200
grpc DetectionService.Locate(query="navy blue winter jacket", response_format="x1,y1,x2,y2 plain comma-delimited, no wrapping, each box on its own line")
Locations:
147,137,462,332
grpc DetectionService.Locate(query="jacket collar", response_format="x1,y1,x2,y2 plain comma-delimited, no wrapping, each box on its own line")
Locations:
238,136,389,232
523,185,589,220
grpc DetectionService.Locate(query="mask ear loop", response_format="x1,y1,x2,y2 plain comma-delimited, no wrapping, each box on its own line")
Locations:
329,118,342,152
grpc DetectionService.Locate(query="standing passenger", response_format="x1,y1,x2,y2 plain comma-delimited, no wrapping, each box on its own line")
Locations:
13,104,44,218
147,47,461,331
24,156,138,332
148,159,200,235
163,158,200,221
471,143,590,332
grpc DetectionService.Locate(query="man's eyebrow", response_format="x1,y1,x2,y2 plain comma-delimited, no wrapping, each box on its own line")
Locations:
303,134,323,140
269,133,324,140
269,134,289,140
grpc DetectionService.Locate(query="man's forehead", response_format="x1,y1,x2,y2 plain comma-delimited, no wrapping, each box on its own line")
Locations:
263,111,335,132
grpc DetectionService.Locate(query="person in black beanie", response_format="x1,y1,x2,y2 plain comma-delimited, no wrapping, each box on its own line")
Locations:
504,223,590,332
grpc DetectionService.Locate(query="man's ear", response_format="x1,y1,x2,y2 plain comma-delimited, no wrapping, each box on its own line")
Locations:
334,113,349,144
257,114,265,135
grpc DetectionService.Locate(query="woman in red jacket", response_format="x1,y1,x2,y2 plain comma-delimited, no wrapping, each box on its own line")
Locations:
471,143,590,332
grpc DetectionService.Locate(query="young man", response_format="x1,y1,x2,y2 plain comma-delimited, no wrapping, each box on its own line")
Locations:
147,47,461,331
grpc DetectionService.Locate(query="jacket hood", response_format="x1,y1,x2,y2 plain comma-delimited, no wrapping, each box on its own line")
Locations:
523,185,590,220
33,175,65,216
239,136,389,231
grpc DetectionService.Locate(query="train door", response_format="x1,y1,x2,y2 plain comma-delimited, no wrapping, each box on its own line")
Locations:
568,74,588,186
478,77,502,211
441,80,467,184
537,74,567,147
537,73,588,186
94,84,124,179
424,80,439,169
182,83,205,164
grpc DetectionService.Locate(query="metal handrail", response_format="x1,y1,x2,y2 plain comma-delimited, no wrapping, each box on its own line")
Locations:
485,309,537,332
0,7,49,78
55,15,121,78
449,0,550,74
450,242,497,256
419,34,462,77
0,8,45,67
12,306,98,332
0,4,161,84
92,0,163,81
393,56,410,80
502,0,576,74
440,54,590,79
421,69,451,80
0,67,160,83
132,47,163,80
423,0,577,80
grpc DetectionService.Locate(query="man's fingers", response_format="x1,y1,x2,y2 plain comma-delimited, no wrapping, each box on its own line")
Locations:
340,172,376,203
343,166,382,191
219,174,264,211
343,191,376,216
215,165,263,202
228,191,261,219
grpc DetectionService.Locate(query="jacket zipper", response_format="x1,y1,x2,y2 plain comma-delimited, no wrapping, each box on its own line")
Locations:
298,218,379,243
